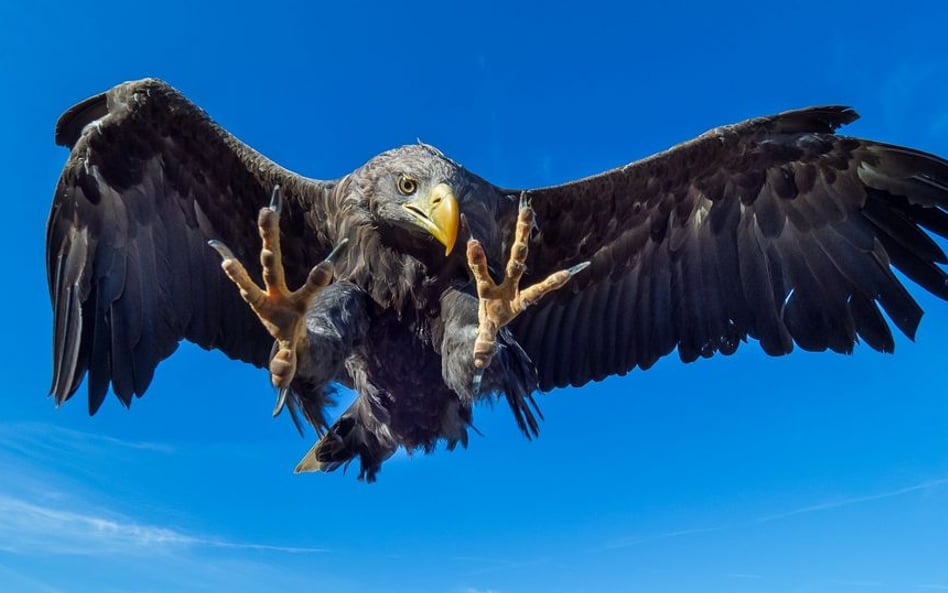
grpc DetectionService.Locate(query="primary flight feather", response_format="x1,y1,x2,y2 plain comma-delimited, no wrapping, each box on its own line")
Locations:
47,79,948,480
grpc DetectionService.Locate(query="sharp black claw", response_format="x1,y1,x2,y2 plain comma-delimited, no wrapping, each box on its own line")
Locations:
273,386,289,417
269,185,283,215
207,239,235,260
472,367,485,396
567,261,591,277
324,238,349,264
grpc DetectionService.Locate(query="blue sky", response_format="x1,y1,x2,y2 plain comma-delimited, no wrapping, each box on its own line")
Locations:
2,1,948,591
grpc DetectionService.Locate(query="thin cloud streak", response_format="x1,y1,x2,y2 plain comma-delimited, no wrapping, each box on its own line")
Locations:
453,555,548,576
0,422,175,455
829,579,885,588
603,526,725,550
758,477,948,523
597,476,948,556
723,573,764,580
0,562,67,593
0,495,326,556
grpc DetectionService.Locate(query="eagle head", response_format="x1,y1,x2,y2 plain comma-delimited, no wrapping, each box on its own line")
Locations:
356,144,462,256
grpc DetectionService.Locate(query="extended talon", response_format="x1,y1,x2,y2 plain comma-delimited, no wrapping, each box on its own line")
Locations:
274,386,290,417
209,186,347,407
467,196,588,394
471,367,485,397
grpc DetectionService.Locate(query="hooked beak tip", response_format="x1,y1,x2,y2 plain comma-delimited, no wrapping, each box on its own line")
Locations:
403,183,459,256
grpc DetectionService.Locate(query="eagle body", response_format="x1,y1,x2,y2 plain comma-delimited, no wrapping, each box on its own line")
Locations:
259,149,540,478
47,79,948,480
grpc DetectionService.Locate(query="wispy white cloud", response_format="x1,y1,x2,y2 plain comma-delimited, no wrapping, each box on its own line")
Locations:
0,422,339,593
453,555,547,576
723,573,764,580
598,475,948,561
0,422,175,455
603,526,725,550
829,579,885,588
758,477,948,523
0,422,173,513
0,494,326,556
0,562,66,593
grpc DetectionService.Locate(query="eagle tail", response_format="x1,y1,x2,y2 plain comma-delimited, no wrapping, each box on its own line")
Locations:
294,397,396,482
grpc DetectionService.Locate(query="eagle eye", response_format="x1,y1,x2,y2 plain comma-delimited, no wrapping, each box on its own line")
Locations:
397,175,418,196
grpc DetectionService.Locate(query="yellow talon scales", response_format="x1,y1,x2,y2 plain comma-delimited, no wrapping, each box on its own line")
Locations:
208,186,346,413
466,194,589,394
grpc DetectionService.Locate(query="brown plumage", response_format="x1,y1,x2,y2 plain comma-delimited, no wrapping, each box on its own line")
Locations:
512,108,948,389
46,79,948,479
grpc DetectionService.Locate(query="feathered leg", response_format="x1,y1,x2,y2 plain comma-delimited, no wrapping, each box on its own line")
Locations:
278,281,371,433
438,289,542,437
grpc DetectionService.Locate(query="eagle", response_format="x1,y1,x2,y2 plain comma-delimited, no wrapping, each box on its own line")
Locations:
47,78,948,481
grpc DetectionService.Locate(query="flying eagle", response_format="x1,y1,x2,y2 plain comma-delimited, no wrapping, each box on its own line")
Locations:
47,79,948,480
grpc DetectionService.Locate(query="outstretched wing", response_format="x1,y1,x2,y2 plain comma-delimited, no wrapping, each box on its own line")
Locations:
505,106,948,391
47,78,340,412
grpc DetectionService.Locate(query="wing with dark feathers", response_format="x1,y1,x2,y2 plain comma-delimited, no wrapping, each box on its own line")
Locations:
47,78,340,412
504,106,948,391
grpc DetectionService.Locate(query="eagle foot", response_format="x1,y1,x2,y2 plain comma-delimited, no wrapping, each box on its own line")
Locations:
209,186,347,413
466,194,589,395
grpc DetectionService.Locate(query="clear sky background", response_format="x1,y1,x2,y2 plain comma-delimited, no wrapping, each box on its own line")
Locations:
2,1,948,592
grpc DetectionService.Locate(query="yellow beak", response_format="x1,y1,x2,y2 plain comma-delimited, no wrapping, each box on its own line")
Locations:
401,183,459,256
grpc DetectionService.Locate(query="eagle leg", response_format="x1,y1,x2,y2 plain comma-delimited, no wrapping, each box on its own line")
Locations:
466,194,589,394
209,186,347,406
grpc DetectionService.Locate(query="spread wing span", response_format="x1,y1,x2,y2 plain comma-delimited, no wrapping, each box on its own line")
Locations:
508,107,948,390
47,79,337,412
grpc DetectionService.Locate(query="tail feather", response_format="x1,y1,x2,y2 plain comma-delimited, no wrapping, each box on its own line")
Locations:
294,397,396,482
